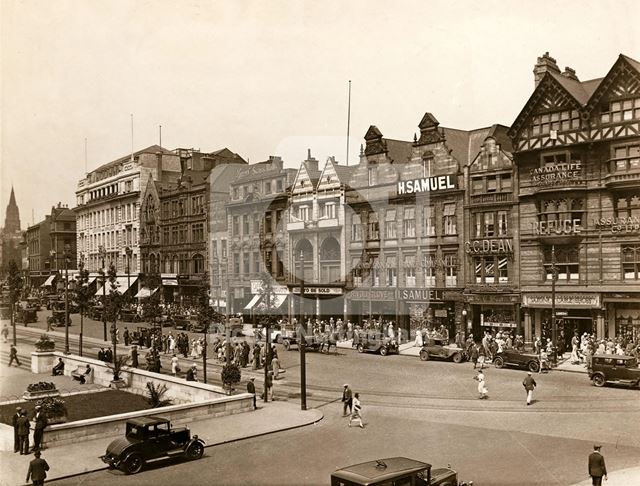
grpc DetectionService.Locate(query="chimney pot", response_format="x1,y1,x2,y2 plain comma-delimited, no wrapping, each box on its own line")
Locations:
562,66,579,81
533,52,561,88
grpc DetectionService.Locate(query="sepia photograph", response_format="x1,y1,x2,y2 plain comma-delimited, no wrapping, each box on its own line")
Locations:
1,1,640,485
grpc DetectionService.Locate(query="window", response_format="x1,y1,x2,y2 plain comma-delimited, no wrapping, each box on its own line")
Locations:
544,246,579,282
243,215,250,234
265,181,272,194
232,216,239,236
192,223,204,243
473,211,509,238
368,167,377,186
610,143,640,172
423,253,436,286
443,203,457,235
298,206,309,221
497,211,509,236
171,226,178,245
615,194,640,220
386,256,397,286
487,176,497,192
243,253,250,275
276,179,283,192
372,259,380,286
385,209,397,239
622,245,640,280
253,251,260,273
178,200,185,217
368,212,380,240
531,110,580,135
351,213,362,241
423,206,435,236
253,214,261,234
320,202,336,219
192,196,204,214
474,256,509,284
444,253,457,287
233,187,239,199
265,212,273,233
600,98,640,124
233,253,240,275
403,207,416,237
352,258,362,287
422,156,434,177
193,254,205,274
538,198,584,228
404,255,416,287
221,240,227,258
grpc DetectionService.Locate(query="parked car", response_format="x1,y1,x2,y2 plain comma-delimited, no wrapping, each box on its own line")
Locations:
15,306,38,324
47,309,71,327
355,334,399,356
330,456,472,486
493,349,541,373
101,416,205,474
420,338,466,363
588,354,640,388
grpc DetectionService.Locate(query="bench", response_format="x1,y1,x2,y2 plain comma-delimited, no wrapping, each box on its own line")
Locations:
71,365,94,384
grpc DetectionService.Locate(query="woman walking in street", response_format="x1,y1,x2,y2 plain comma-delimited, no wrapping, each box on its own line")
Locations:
349,393,365,428
474,369,488,399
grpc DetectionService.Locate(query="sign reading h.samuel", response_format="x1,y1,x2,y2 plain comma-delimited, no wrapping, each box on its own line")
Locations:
398,175,456,195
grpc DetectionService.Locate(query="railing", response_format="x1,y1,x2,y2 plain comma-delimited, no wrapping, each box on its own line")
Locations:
603,171,640,187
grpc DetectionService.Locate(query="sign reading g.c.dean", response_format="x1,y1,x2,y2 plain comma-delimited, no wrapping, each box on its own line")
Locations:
398,175,457,195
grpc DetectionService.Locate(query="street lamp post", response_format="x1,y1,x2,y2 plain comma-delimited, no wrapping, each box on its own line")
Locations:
298,249,307,411
98,245,107,341
63,244,71,354
550,245,559,365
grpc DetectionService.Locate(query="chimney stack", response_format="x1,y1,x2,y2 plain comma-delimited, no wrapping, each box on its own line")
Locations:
155,152,163,181
562,66,579,82
533,52,561,87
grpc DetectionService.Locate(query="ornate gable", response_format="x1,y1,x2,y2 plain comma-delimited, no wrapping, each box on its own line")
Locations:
364,125,387,156
585,55,640,113
317,158,340,191
469,137,513,173
415,112,444,145
291,163,312,195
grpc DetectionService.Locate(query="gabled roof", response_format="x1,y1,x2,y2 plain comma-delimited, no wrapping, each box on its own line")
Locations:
384,139,413,164
334,164,356,181
303,160,321,186
585,53,640,112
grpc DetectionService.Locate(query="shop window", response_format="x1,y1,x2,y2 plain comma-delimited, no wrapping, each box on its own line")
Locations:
622,245,640,280
544,246,579,282
367,211,380,240
443,203,457,235
610,143,640,173
444,253,457,287
403,207,416,237
474,256,509,284
404,255,416,287
351,213,363,241
423,206,435,236
385,209,397,239
600,98,640,124
422,253,435,286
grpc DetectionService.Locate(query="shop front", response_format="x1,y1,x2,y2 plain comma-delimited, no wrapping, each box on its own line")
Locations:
603,293,640,341
176,275,207,306
521,292,603,342
464,292,520,338
397,288,465,341
345,288,396,324
290,285,345,322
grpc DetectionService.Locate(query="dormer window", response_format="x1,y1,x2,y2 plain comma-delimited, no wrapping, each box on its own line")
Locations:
368,167,377,186
422,156,434,177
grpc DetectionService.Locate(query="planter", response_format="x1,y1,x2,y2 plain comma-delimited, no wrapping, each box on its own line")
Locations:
46,415,68,425
109,379,128,390
31,351,55,374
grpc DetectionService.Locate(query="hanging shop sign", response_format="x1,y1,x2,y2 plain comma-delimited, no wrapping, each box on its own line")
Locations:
523,293,600,309
397,288,444,302
291,286,343,295
397,175,456,195
465,238,514,255
532,219,582,235
593,217,640,234
530,162,582,187
347,289,396,301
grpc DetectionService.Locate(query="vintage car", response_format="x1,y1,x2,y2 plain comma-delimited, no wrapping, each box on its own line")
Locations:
120,309,142,323
26,297,42,311
331,457,472,486
355,334,399,356
47,309,71,327
420,338,466,363
282,333,327,352
588,354,640,388
101,416,205,474
493,349,541,373
15,306,38,324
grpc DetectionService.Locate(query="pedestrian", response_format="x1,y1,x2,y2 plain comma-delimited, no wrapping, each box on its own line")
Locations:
51,358,64,376
253,344,261,370
26,450,50,486
130,345,138,368
271,355,282,379
348,392,364,428
247,378,256,409
13,406,22,453
341,384,353,416
32,405,47,451
1,323,8,343
97,347,105,362
474,369,488,399
123,327,130,346
186,364,198,382
265,371,274,401
171,354,180,377
17,410,30,454
588,444,607,485
8,344,21,367
104,347,113,363
469,343,479,369
523,371,537,406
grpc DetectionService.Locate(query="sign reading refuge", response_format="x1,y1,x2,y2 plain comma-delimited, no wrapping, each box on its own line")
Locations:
397,175,456,195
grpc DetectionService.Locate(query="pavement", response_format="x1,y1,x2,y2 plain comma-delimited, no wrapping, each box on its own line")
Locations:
569,466,640,486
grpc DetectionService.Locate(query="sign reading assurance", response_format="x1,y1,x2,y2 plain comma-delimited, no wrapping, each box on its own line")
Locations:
398,175,456,195
530,162,582,186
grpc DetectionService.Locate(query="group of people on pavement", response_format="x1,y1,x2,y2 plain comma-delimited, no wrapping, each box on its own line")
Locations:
13,405,47,455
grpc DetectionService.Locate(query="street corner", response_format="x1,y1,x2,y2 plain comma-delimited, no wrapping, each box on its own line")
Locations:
570,466,640,486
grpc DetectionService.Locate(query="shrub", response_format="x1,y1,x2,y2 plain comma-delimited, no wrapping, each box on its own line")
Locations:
221,363,241,389
144,382,173,408
34,334,55,352
27,382,57,393
36,397,67,418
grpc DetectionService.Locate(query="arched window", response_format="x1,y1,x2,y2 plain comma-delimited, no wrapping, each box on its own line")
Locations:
294,239,314,282
319,237,341,283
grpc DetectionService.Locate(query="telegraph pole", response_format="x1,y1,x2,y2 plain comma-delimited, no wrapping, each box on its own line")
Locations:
551,245,558,364
64,246,70,354
299,250,307,411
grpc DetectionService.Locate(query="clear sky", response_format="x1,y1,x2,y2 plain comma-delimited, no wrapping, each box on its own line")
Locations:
1,0,639,226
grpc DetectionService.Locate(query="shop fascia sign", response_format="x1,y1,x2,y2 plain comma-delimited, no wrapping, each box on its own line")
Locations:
530,162,582,187
250,280,289,295
532,219,582,236
397,174,456,195
523,293,600,308
465,238,514,255
347,288,396,301
291,286,343,295
593,216,640,234
397,288,444,301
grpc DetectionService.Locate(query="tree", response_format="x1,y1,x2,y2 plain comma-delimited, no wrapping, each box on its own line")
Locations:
6,260,23,346
221,363,241,394
141,272,163,352
74,262,91,356
196,286,224,384
104,264,124,380
144,382,173,408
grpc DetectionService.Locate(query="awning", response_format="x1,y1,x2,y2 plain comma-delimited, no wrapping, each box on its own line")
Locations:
41,275,56,287
256,293,287,311
244,294,262,310
135,287,158,299
95,276,138,296
163,279,178,286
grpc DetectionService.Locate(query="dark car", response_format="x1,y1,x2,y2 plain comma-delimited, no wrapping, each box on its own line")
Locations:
47,309,71,327
15,306,38,324
588,354,640,388
355,333,399,356
331,457,471,486
101,416,205,474
420,338,466,363
493,349,541,372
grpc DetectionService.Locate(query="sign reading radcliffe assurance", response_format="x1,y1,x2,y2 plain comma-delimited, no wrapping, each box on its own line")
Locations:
523,293,600,308
465,239,514,255
397,175,456,195
530,162,582,187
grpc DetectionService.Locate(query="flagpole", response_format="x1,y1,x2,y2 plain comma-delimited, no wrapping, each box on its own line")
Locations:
346,80,351,166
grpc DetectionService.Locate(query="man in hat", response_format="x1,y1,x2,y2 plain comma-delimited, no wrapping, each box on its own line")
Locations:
13,406,23,453
8,344,21,367
51,358,64,376
130,345,138,368
17,410,30,454
247,378,256,409
341,384,353,416
33,405,47,451
26,450,50,486
588,444,607,485
186,364,198,382
523,371,537,406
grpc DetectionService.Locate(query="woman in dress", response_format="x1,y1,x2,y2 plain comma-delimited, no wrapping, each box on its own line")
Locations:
171,354,179,376
348,393,364,428
474,369,488,399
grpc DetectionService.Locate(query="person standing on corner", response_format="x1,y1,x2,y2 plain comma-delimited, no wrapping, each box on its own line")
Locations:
523,371,537,406
341,384,353,417
13,406,22,453
32,405,47,452
588,444,607,485
17,410,30,454
26,450,49,486
247,377,256,409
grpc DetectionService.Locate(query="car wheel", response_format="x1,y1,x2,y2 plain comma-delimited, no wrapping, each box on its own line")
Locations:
186,441,204,460
592,373,606,387
283,340,291,351
357,344,364,353
494,357,504,368
124,453,144,474
380,347,388,356
528,361,540,373
419,350,429,361
452,353,463,364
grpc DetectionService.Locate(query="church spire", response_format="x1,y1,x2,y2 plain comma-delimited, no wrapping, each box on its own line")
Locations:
4,185,21,234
